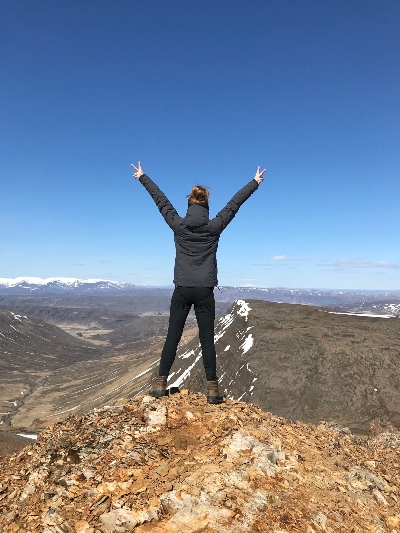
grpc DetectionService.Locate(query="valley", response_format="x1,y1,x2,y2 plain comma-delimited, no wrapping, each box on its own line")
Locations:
1,283,400,459
0,302,198,455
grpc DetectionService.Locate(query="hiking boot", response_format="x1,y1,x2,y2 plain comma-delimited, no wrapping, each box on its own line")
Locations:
207,380,223,404
149,376,167,398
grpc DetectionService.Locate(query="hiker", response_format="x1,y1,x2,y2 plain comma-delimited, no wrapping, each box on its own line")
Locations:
131,161,265,403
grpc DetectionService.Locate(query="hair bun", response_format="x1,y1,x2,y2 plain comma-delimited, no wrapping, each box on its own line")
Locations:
188,185,210,205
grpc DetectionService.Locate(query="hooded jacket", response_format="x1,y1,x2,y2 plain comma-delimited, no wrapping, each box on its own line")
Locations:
139,174,259,287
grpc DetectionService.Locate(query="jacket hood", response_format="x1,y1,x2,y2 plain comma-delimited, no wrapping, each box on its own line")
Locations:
182,204,210,228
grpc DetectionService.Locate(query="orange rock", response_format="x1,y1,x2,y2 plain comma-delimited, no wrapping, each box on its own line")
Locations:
74,520,94,533
1,394,400,533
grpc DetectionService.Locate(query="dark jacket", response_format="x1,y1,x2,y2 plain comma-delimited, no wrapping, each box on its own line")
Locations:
139,174,259,287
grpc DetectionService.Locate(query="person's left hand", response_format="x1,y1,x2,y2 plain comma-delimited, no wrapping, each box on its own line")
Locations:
131,161,144,179
253,166,266,184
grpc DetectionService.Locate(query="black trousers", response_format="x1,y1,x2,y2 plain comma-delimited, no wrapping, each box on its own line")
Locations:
159,286,217,381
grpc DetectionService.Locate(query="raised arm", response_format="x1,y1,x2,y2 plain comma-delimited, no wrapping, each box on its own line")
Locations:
131,161,181,231
209,166,266,235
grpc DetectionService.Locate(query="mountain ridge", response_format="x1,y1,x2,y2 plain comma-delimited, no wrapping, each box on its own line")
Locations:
3,298,400,434
1,277,400,317
164,299,400,434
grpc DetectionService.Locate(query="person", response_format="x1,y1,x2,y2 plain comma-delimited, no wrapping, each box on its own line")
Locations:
131,161,265,403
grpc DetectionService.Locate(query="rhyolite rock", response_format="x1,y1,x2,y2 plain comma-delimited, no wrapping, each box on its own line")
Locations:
0,392,400,532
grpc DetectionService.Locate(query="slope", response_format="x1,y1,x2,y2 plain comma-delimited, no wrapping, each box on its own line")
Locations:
0,310,197,430
166,300,400,434
0,310,102,425
1,392,400,532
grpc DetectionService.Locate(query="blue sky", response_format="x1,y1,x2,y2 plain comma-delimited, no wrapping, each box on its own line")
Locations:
1,0,399,289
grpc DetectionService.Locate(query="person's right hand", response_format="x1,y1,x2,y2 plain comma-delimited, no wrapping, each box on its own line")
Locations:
131,161,144,179
254,166,266,184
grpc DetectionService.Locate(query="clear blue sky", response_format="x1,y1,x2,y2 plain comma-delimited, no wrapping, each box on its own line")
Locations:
1,0,399,289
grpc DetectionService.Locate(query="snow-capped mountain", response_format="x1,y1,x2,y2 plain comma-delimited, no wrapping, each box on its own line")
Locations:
1,278,400,315
0,277,137,295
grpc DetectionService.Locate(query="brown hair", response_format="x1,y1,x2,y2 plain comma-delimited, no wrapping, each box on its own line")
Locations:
187,185,210,206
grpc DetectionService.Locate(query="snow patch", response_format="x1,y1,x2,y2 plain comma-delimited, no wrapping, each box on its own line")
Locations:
168,353,203,388
328,311,394,318
180,349,196,360
54,405,81,415
240,334,253,355
237,300,251,320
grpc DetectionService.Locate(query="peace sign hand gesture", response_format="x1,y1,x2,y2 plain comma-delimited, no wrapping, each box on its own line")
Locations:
254,166,266,184
131,161,144,179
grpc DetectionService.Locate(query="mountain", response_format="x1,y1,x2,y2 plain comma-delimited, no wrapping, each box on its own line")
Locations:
0,310,103,426
215,286,400,316
4,298,400,433
0,309,197,430
336,299,400,317
0,302,198,350
1,392,400,532
164,299,400,434
1,277,400,315
0,294,231,319
0,277,139,295
0,310,102,374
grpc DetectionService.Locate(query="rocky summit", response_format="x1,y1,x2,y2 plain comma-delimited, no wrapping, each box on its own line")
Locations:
1,393,400,532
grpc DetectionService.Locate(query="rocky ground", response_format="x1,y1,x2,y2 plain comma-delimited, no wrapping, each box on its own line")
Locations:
1,392,400,532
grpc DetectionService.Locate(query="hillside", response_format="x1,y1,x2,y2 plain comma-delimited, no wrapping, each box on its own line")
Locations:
1,392,400,532
0,306,198,429
0,310,100,372
0,310,102,426
0,319,197,431
4,298,400,434
165,300,400,434
0,294,175,316
0,294,231,318
0,305,141,330
0,302,197,348
8,348,160,430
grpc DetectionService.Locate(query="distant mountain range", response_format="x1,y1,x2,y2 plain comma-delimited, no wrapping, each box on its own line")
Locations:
1,277,400,316
0,277,138,295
